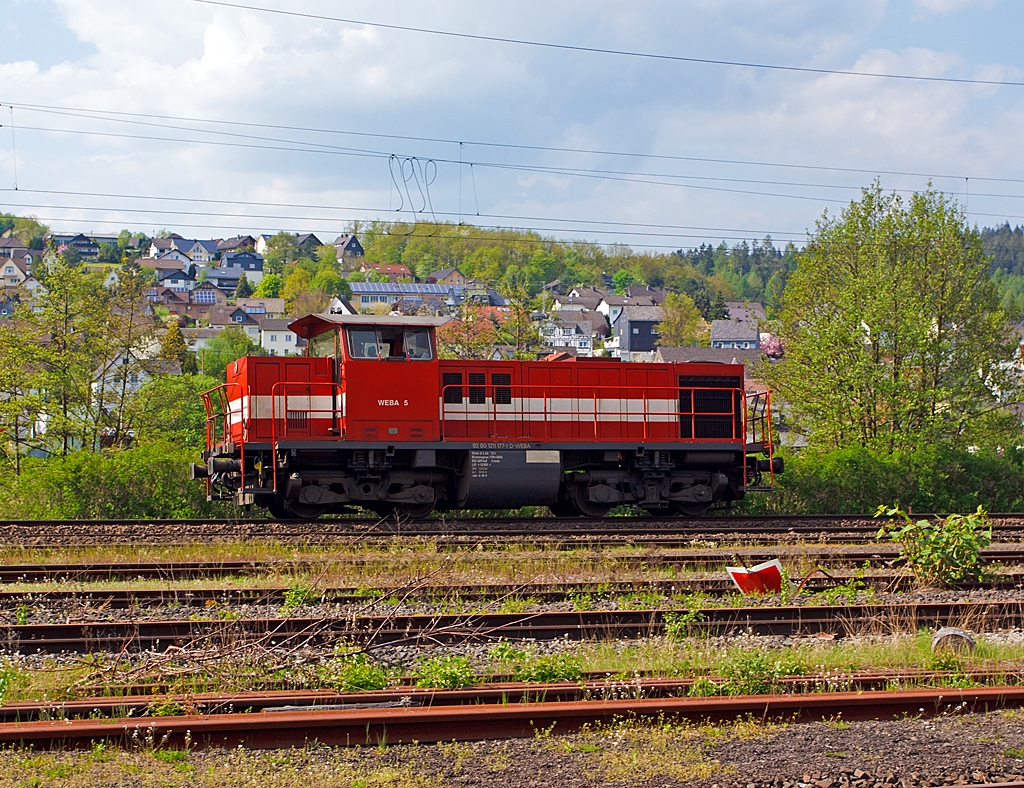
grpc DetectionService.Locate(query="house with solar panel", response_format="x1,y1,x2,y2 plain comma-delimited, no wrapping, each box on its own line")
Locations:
348,281,506,315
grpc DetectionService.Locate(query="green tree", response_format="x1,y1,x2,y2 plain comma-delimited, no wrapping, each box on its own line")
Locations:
234,272,254,298
283,267,312,314
497,269,542,359
199,327,260,380
656,292,710,347
763,184,1020,451
124,373,221,447
0,311,45,474
253,273,283,298
263,232,298,275
159,322,191,367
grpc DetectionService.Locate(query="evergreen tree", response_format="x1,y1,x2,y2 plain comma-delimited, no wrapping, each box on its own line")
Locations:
234,272,253,298
159,323,190,365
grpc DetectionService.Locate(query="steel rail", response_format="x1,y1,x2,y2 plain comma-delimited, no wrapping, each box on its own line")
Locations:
5,601,1024,654
1,514,1024,546
4,685,1024,749
4,573,1024,610
6,667,1024,724
5,544,1024,583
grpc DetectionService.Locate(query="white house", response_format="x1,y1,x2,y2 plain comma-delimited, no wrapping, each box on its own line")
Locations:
709,320,760,350
259,318,303,356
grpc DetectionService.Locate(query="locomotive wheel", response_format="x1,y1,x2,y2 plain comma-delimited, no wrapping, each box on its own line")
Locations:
673,501,712,517
548,500,580,518
267,500,327,521
395,502,435,520
569,486,613,518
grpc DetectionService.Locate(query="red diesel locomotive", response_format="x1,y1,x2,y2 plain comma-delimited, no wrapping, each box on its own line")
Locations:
193,313,780,519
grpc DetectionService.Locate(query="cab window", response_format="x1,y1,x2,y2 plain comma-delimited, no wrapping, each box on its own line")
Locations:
344,327,433,360
347,329,379,359
308,329,337,357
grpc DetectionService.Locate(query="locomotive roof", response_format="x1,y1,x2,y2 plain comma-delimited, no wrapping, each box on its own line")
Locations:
288,312,451,338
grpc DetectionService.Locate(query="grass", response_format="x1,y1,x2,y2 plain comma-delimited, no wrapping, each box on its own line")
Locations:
564,716,778,784
0,744,447,787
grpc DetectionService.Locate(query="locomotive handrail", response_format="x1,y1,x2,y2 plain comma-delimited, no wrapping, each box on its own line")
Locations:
200,382,244,449
439,382,748,442
269,381,344,493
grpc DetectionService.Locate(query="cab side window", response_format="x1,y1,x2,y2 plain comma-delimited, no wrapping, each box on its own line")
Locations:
347,329,379,359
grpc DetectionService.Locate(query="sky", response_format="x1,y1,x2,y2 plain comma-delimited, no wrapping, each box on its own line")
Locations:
2,0,1024,251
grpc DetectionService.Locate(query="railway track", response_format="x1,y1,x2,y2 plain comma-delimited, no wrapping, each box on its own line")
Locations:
4,684,1024,749
6,544,1024,584
6,667,1023,723
4,601,1024,653
4,513,1024,545
4,573,1024,609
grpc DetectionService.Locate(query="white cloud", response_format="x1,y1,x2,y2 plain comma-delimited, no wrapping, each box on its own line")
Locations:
0,1,1021,243
913,0,997,15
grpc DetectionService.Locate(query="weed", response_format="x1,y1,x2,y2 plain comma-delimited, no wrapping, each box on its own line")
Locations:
567,591,594,611
824,713,851,730
663,606,706,641
688,677,721,697
498,596,539,613
513,654,583,683
875,504,992,585
146,699,183,717
1005,746,1024,757
320,653,391,692
721,650,804,695
14,605,28,626
281,581,317,612
415,655,477,689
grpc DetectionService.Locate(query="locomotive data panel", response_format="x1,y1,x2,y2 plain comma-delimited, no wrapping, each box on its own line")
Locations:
196,312,780,519
461,449,562,508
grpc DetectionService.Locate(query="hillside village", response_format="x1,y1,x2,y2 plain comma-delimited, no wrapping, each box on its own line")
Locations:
0,227,774,381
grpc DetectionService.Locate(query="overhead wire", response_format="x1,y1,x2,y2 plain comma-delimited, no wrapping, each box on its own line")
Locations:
186,0,1024,88
4,121,970,206
6,99,1023,185
0,198,804,243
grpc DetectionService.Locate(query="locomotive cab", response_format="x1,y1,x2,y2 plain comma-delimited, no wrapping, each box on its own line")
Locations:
196,313,779,520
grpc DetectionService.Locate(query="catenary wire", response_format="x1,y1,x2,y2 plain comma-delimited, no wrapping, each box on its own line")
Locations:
186,0,1024,88
0,188,808,239
5,99,1023,185
0,200,804,243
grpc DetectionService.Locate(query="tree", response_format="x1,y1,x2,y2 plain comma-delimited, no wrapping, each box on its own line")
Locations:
762,184,1020,452
234,272,254,298
283,267,313,314
199,327,260,380
263,232,298,275
0,311,45,475
437,305,499,359
498,268,542,359
253,273,282,298
159,322,190,365
656,292,710,347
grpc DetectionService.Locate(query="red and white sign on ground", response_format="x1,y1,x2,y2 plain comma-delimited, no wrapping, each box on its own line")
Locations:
726,558,784,595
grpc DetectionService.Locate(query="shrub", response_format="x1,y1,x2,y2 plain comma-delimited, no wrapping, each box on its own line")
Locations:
875,504,992,585
0,440,226,519
741,445,1024,514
